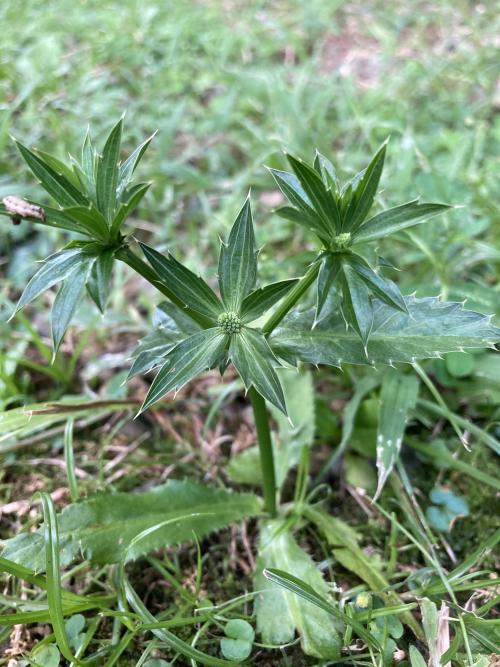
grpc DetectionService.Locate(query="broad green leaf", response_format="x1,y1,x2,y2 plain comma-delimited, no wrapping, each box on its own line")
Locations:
346,141,387,231
304,506,423,639
409,645,428,667
110,181,151,237
220,620,254,661
230,328,286,414
86,248,114,313
313,151,339,190
140,242,223,320
96,118,122,221
255,521,342,659
1,481,262,571
374,370,419,499
345,254,407,313
129,301,202,378
140,328,227,412
287,153,340,234
341,262,374,349
117,131,156,198
316,254,341,321
14,249,87,314
218,197,257,310
51,260,93,353
271,296,500,367
353,201,452,244
240,279,298,323
16,141,88,207
63,205,110,241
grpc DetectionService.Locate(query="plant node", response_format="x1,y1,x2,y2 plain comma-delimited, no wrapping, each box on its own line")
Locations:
331,232,352,251
218,311,242,334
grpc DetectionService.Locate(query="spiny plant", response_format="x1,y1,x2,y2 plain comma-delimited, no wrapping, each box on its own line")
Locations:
1,120,499,665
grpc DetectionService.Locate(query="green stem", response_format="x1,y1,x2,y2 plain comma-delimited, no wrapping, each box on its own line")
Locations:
115,246,213,329
249,387,277,516
262,260,320,337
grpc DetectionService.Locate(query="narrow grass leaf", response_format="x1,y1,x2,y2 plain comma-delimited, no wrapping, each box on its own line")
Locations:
241,279,298,323
140,328,227,412
38,492,78,664
374,370,419,500
140,242,223,320
63,419,79,502
353,201,452,244
230,328,286,414
218,196,257,310
96,118,122,221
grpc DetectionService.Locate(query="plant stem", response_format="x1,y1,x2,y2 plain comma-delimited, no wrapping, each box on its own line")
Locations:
116,246,214,329
249,387,277,516
262,260,319,337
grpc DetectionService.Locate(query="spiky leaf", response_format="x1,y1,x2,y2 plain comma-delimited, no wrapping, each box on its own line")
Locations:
86,248,114,313
316,254,341,321
344,254,407,313
51,260,93,353
241,279,298,323
141,243,223,320
14,249,89,314
1,481,262,571
346,141,387,231
96,118,122,221
340,263,374,348
140,328,227,412
353,201,451,244
230,328,286,414
16,142,88,207
117,131,156,199
271,296,500,367
218,198,257,310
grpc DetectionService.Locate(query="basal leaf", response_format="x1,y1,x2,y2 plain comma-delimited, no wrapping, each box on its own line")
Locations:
140,328,227,412
255,521,342,659
353,201,451,244
1,481,262,571
271,296,500,367
14,249,88,314
374,370,419,500
51,260,93,353
86,248,114,313
341,263,374,348
286,154,340,235
96,118,122,221
140,242,223,320
16,141,88,207
240,279,298,323
304,506,423,639
346,141,387,231
218,197,257,310
230,328,286,414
